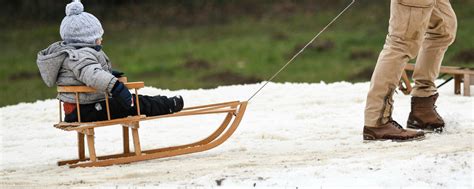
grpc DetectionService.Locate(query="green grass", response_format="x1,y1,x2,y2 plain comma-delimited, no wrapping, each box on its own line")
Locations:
1,2,473,107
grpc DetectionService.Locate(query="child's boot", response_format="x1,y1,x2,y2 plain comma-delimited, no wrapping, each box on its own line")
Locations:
169,95,184,113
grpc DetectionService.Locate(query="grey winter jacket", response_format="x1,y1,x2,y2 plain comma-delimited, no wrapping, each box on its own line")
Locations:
36,41,118,104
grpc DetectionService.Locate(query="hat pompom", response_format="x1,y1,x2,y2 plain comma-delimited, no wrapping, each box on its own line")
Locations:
65,0,84,16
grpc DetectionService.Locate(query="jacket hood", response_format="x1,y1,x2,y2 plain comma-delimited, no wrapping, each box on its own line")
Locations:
36,41,76,87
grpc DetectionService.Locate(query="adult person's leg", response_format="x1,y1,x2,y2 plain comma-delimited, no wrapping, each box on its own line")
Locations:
408,0,457,132
364,0,436,141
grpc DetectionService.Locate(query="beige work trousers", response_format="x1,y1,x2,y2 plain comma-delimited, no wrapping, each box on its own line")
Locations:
364,0,457,127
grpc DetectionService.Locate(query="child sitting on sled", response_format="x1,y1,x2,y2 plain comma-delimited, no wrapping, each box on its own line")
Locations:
36,0,183,122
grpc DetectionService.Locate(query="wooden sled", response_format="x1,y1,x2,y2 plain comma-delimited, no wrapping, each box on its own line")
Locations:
53,80,247,168
400,63,474,96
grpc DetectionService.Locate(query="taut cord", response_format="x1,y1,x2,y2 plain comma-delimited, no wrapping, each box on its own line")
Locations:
247,0,356,102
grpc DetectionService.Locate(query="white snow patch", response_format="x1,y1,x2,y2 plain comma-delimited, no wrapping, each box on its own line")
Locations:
0,81,472,188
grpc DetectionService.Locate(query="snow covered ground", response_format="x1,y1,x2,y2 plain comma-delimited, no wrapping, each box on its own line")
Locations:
0,81,472,188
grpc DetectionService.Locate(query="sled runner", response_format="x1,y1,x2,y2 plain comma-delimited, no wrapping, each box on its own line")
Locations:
53,80,247,168
400,63,474,96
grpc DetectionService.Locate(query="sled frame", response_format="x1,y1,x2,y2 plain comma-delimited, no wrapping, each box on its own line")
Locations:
400,64,474,96
54,81,247,168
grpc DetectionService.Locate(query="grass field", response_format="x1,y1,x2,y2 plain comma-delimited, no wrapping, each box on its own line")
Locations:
1,2,473,107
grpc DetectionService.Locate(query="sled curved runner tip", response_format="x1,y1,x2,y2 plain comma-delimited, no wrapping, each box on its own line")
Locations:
53,81,248,168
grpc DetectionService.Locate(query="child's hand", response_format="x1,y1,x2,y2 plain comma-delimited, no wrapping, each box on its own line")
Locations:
112,70,124,78
111,81,132,109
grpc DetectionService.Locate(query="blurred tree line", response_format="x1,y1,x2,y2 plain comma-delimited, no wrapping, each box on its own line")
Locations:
2,0,373,28
3,0,473,29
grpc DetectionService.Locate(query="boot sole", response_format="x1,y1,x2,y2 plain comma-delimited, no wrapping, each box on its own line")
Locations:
407,122,444,133
363,134,425,143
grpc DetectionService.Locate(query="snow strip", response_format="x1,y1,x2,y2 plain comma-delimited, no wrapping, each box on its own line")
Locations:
0,81,472,188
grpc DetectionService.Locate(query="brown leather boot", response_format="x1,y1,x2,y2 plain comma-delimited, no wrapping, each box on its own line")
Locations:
407,93,445,133
363,120,425,142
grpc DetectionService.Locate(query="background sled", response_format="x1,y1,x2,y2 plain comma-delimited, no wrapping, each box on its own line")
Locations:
53,79,247,168
400,63,474,96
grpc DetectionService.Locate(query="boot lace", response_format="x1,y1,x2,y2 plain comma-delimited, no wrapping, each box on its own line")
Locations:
388,119,404,130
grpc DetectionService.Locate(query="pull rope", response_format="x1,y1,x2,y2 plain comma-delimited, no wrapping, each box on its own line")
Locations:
247,0,356,102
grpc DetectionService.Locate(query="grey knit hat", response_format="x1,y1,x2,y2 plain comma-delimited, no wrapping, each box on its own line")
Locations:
60,0,104,44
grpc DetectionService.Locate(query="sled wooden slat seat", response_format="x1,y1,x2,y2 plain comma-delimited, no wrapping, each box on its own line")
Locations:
400,63,474,96
54,115,146,131
54,80,247,168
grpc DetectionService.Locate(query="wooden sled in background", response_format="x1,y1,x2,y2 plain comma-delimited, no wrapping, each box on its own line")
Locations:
53,79,247,168
399,63,474,96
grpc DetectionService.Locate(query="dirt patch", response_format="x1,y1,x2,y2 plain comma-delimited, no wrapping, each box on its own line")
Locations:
138,67,176,79
201,71,262,85
313,40,335,52
452,49,474,64
348,66,374,82
215,178,225,186
183,58,211,70
289,40,335,57
349,49,377,60
271,1,298,16
8,71,41,81
272,31,289,41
